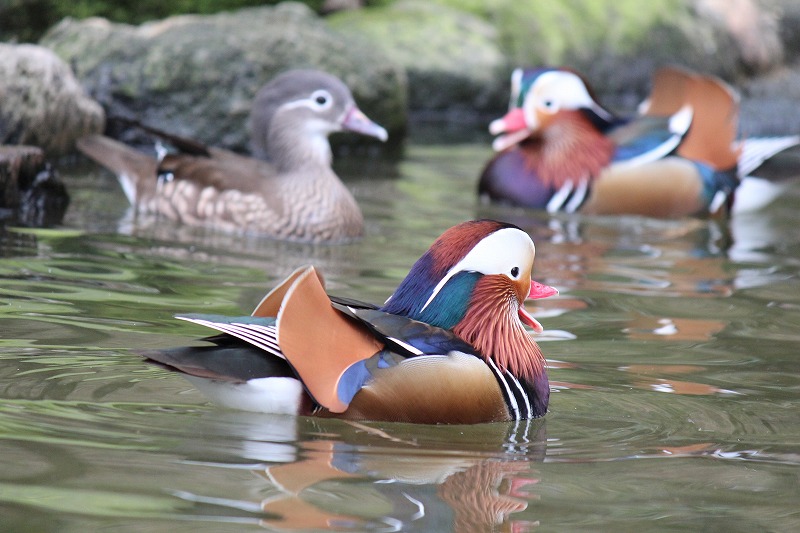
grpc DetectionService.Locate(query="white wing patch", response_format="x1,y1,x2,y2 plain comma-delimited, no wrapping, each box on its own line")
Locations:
737,135,800,177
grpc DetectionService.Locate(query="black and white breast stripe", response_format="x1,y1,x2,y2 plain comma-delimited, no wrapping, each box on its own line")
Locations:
484,357,533,421
546,177,591,213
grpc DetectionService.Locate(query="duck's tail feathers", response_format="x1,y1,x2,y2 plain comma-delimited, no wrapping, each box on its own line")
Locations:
76,134,157,205
736,135,800,179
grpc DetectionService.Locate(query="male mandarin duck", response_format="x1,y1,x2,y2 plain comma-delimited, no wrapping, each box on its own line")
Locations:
77,69,388,243
143,219,558,424
479,65,800,217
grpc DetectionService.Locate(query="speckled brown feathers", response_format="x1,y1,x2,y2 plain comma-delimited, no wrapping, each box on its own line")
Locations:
144,152,364,242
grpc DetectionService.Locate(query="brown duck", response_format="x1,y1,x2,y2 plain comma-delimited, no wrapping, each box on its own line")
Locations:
77,69,388,243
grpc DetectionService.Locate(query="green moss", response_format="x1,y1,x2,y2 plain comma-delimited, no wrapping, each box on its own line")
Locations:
329,1,505,111
432,0,686,66
0,0,324,42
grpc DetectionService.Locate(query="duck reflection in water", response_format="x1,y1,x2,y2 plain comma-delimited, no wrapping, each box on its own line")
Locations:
173,413,547,532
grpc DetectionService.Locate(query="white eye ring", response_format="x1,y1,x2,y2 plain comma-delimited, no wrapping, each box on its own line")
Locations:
310,90,333,110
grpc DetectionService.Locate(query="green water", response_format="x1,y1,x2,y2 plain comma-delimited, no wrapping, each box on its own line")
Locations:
1,140,798,532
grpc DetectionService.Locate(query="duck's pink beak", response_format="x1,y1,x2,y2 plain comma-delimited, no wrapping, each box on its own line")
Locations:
519,280,558,333
489,108,531,152
342,105,388,142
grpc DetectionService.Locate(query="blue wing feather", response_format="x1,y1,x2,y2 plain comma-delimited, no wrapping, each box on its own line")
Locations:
609,115,682,163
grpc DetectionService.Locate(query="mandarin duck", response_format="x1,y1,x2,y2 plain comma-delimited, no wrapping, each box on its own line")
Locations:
143,219,558,424
479,66,800,217
77,69,388,243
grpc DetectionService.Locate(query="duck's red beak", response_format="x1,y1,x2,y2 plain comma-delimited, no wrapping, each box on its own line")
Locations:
527,280,558,300
519,280,558,333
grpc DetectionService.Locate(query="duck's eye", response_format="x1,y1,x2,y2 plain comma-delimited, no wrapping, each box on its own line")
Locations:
510,267,520,278
310,90,332,109
541,99,555,110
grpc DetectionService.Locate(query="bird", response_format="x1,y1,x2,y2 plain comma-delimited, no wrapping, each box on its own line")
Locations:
77,69,388,243
479,65,800,218
142,219,559,424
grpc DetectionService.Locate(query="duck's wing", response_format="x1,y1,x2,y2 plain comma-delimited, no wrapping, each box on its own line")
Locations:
641,66,740,171
111,116,212,157
141,332,293,382
608,109,692,165
331,302,477,358
156,149,275,194
81,114,282,201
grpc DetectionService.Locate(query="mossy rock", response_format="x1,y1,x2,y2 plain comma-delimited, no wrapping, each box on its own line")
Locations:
0,44,105,156
329,0,507,116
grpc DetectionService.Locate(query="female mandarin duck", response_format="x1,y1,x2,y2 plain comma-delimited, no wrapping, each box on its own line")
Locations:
480,66,800,217
143,219,558,424
78,69,388,243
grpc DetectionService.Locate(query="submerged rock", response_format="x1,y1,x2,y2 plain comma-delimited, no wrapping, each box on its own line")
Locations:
0,44,105,156
41,3,407,151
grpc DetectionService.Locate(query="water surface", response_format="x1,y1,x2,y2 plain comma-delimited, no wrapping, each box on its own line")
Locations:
1,138,799,532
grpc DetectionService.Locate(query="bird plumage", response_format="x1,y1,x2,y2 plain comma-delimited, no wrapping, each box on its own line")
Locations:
480,65,799,217
78,69,388,243
143,220,558,424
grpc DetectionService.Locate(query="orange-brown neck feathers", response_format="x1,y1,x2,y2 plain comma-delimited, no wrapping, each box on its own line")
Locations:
520,110,615,188
452,275,545,382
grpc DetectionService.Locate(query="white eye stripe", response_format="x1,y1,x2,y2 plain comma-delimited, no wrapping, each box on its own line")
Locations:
280,90,335,112
523,70,599,126
420,228,535,312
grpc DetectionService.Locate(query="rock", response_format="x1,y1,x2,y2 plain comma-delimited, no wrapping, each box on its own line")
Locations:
772,0,800,63
40,2,407,152
695,0,784,73
740,67,800,136
0,44,105,156
328,1,507,118
0,145,70,227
